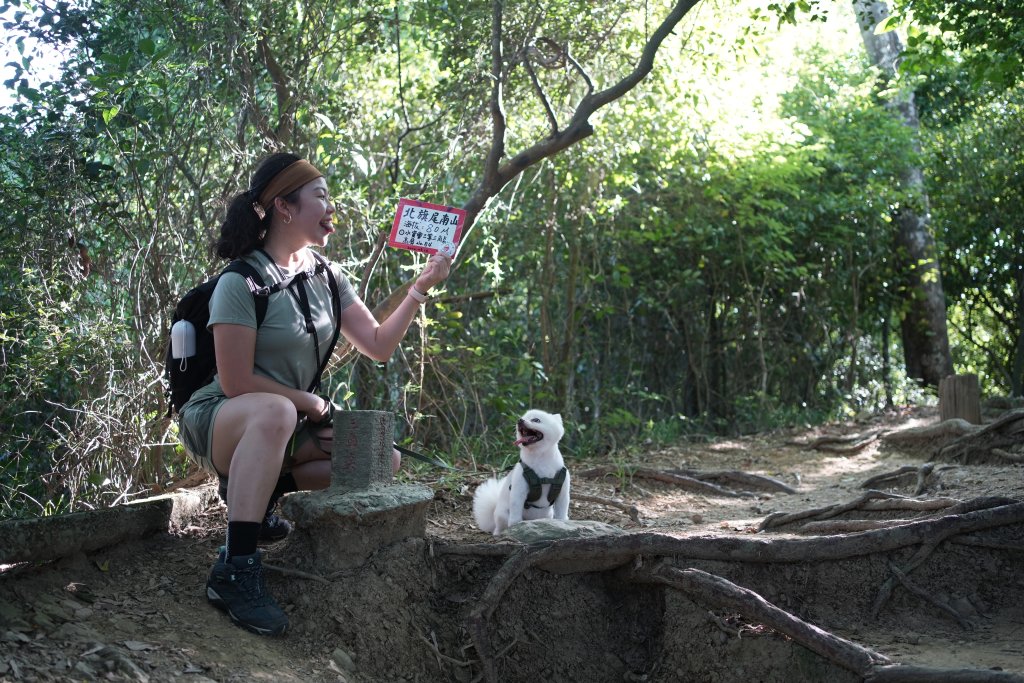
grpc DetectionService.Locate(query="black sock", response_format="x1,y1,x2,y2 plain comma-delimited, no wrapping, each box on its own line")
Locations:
226,521,262,560
267,473,298,513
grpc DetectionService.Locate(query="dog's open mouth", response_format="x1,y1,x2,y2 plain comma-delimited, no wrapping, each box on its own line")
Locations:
514,420,544,447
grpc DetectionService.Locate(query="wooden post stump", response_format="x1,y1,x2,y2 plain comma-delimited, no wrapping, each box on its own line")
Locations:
330,409,394,490
280,410,433,570
939,374,981,424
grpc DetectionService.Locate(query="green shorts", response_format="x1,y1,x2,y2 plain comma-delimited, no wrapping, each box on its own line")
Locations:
177,394,320,476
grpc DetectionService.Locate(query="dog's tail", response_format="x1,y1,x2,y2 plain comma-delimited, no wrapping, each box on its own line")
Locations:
472,478,502,533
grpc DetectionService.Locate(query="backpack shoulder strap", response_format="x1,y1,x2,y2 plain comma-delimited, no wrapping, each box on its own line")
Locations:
221,259,270,327
307,251,342,393
309,251,341,320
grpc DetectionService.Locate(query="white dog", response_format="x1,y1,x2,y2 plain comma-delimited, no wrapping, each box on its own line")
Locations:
473,409,570,535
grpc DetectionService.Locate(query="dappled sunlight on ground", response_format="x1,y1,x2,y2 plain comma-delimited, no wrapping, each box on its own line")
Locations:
797,451,885,481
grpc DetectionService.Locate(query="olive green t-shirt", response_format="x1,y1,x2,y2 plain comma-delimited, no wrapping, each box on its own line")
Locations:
189,248,357,402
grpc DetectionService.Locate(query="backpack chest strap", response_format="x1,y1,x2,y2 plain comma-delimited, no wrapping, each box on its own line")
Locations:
521,464,567,508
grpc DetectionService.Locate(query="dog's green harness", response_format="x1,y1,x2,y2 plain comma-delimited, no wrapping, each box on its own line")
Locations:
520,464,567,509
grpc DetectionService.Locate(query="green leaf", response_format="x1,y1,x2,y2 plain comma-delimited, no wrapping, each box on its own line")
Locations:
874,15,901,35
102,105,120,124
138,38,155,56
313,111,336,132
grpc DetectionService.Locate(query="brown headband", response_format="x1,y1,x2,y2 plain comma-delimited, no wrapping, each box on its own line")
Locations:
255,160,324,216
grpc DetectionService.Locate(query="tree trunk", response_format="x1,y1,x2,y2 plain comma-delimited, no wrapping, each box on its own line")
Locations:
882,305,894,409
1013,269,1024,397
939,374,982,425
852,0,954,388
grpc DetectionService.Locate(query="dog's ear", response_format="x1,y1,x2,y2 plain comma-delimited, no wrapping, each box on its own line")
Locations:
552,413,563,426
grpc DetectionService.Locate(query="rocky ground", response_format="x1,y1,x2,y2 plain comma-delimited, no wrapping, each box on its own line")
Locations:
1,404,1022,682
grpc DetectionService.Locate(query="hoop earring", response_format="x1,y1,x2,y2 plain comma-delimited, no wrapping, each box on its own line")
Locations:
282,212,293,225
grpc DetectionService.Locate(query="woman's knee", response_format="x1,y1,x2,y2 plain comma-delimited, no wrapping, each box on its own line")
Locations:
212,393,295,468
242,394,296,442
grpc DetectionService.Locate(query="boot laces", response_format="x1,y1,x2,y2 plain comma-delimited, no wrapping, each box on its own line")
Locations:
232,562,271,604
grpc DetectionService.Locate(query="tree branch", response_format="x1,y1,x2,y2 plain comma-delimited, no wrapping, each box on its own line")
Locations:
256,35,294,144
582,0,698,111
523,53,559,135
483,0,507,190
372,0,699,321
558,41,595,95
463,0,699,236
219,0,275,144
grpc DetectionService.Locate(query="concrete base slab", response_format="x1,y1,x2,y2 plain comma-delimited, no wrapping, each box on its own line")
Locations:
281,484,434,571
0,486,220,565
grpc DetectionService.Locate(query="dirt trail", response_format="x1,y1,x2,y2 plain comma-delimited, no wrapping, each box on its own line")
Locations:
1,406,1022,682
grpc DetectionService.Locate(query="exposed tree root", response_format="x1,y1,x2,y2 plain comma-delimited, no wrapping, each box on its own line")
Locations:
992,448,1024,464
794,518,922,534
940,496,1020,515
461,500,1024,683
866,665,1024,682
785,497,977,534
578,466,757,498
885,562,975,629
428,541,518,559
860,463,961,495
869,498,1018,621
935,409,1024,464
880,419,979,459
790,429,885,454
949,534,1024,552
760,490,911,531
859,497,962,512
466,546,533,682
761,494,1016,535
626,561,890,676
418,631,475,668
572,493,641,523
706,610,743,637
882,419,978,445
862,464,930,489
667,468,798,494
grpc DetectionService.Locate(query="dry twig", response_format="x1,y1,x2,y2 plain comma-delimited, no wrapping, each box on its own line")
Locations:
573,493,641,523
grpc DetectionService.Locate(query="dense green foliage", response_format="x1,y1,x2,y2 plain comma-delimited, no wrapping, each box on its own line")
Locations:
923,87,1024,396
889,0,1024,91
0,0,1018,518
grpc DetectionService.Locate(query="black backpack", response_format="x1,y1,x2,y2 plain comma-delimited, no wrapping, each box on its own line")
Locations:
164,251,341,417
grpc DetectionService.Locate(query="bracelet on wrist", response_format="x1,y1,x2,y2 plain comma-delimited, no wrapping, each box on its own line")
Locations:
408,286,429,303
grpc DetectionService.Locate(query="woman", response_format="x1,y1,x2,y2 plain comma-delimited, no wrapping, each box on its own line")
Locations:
178,153,450,636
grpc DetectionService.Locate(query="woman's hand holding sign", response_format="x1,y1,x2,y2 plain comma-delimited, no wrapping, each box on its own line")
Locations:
414,250,452,297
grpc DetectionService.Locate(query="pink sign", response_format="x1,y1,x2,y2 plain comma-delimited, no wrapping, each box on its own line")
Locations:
388,198,464,256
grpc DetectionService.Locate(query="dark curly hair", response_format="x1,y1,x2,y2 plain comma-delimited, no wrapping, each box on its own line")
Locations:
215,153,304,260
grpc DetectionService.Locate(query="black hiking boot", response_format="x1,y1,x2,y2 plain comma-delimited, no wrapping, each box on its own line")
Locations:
259,513,292,543
217,477,292,544
206,550,288,636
